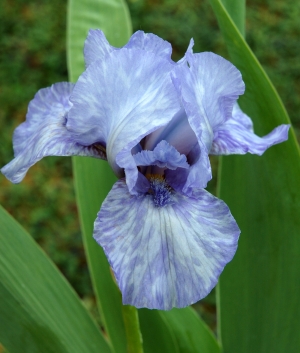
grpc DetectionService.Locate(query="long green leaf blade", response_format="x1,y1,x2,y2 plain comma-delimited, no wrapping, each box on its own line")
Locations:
67,1,132,352
209,1,300,352
0,205,110,353
67,0,132,80
159,308,221,353
138,309,179,353
220,0,245,37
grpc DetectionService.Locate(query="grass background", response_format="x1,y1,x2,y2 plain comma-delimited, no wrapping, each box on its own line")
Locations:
0,0,299,331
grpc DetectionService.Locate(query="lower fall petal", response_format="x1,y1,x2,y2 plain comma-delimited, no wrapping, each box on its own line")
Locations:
94,179,240,310
1,83,106,183
211,104,290,155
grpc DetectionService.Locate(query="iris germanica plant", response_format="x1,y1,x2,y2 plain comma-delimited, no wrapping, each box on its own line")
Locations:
1,30,289,310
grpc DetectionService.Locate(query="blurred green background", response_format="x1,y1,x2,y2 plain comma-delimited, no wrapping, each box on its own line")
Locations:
0,0,299,331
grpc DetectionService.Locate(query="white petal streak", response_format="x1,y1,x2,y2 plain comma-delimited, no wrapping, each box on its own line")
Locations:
68,48,180,190
84,29,114,67
94,180,240,310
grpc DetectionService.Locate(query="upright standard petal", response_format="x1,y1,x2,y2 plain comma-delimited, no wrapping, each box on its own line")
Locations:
94,180,240,310
84,29,173,68
68,48,181,193
210,103,290,155
84,29,114,67
125,31,173,63
1,83,106,183
173,52,245,151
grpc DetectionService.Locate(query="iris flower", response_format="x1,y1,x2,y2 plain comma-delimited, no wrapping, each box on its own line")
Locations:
1,30,289,310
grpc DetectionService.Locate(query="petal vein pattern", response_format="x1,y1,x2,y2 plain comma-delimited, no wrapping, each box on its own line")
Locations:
94,180,240,310
211,103,290,155
1,83,106,183
173,52,245,151
68,48,181,191
84,29,173,68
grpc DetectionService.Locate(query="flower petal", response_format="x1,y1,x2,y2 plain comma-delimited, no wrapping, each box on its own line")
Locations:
1,83,105,183
68,48,181,193
94,179,240,310
183,140,212,193
13,82,73,155
125,31,173,63
211,104,290,155
231,102,254,131
173,52,245,150
84,29,173,68
177,38,194,65
133,140,189,170
143,108,198,157
166,139,212,194
84,29,114,67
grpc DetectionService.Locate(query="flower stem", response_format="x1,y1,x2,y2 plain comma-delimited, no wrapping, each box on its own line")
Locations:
121,305,144,353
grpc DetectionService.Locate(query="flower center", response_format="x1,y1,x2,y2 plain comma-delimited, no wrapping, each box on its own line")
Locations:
147,174,173,207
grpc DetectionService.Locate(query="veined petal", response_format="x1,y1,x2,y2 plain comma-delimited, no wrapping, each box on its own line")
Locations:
94,179,240,310
84,29,114,67
211,104,290,155
173,52,245,151
13,82,73,155
133,140,189,170
68,48,180,193
84,29,173,68
1,83,105,183
125,31,173,63
231,102,254,131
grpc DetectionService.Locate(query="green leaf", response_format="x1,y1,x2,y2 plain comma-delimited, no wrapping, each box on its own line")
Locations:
71,159,123,350
209,1,300,352
219,0,245,36
67,1,132,352
67,0,132,81
0,205,111,353
138,309,179,353
159,308,221,353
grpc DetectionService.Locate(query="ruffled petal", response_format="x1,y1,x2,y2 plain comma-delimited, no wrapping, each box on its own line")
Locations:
94,179,240,310
125,31,173,63
231,102,254,131
177,38,194,65
13,82,73,155
1,83,105,183
183,140,212,193
133,140,189,170
211,104,290,155
84,29,114,67
173,52,245,150
68,48,180,193
84,29,173,68
165,139,212,194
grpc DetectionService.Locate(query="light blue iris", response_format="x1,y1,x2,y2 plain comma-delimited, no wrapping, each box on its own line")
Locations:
1,30,289,310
